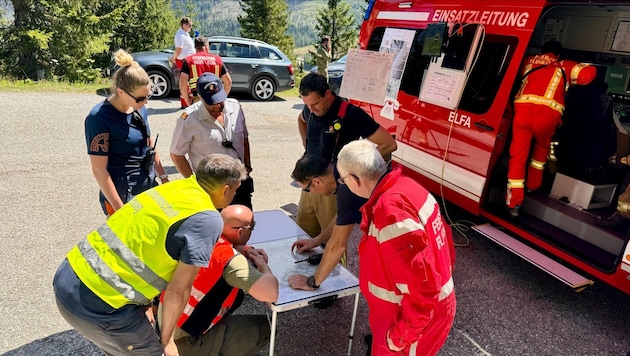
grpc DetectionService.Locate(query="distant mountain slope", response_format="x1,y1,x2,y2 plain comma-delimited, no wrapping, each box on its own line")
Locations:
178,0,366,47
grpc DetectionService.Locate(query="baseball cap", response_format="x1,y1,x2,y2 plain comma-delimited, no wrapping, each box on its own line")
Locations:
197,73,227,105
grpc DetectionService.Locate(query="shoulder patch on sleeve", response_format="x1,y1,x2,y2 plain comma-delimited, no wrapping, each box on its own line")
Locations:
179,112,189,120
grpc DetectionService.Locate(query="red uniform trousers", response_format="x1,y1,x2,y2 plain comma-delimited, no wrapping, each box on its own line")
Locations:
175,58,189,107
506,103,561,208
369,293,456,356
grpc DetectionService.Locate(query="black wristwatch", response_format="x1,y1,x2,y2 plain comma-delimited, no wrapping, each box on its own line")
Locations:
306,275,320,289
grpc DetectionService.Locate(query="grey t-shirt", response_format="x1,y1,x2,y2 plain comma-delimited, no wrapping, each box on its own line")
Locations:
53,211,222,322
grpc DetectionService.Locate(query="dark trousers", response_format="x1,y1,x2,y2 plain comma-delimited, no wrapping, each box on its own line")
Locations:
231,176,253,209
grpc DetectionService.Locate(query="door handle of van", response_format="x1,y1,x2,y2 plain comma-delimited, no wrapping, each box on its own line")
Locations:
474,122,494,132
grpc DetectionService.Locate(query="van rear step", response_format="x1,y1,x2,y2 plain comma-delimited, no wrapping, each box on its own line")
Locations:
472,224,594,292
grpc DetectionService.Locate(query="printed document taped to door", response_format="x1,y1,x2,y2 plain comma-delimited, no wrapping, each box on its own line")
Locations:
339,49,394,105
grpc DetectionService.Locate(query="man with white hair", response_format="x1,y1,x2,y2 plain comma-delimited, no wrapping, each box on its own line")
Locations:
336,140,457,356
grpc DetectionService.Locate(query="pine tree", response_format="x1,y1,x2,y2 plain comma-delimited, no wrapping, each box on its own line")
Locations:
315,0,358,60
0,0,127,81
109,0,178,54
0,0,177,81
238,0,294,60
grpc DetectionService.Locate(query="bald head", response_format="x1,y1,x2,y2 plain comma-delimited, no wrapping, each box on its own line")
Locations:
221,205,255,246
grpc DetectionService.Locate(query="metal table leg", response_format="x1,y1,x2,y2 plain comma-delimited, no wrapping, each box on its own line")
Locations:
269,309,278,356
347,293,360,356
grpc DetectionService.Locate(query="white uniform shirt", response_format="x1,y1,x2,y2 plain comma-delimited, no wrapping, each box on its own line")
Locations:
174,28,195,60
170,99,248,171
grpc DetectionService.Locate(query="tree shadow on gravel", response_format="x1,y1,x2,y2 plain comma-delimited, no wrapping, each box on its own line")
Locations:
1,330,102,356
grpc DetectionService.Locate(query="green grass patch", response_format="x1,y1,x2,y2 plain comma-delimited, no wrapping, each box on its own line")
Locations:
0,77,110,94
0,75,304,100
275,70,305,100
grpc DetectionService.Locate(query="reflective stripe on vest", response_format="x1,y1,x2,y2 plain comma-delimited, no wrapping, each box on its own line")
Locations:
570,63,590,85
529,159,545,170
514,94,565,114
507,179,525,189
75,224,169,304
368,275,454,305
68,176,216,309
189,58,221,92
618,200,630,213
176,238,240,335
367,194,438,244
203,287,240,334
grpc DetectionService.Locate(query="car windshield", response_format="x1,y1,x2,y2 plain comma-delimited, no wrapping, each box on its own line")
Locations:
336,55,347,64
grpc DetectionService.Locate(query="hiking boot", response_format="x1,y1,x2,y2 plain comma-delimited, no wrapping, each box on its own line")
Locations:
596,212,630,232
507,205,520,217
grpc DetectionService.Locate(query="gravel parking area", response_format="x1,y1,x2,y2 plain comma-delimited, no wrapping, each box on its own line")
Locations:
1,91,629,356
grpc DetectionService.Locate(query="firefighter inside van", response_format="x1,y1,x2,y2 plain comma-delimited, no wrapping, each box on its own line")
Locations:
506,41,596,216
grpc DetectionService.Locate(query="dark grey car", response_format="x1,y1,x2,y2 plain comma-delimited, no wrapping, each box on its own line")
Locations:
112,36,295,101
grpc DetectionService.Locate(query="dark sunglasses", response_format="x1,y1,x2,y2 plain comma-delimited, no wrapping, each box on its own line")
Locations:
302,178,315,192
123,89,151,103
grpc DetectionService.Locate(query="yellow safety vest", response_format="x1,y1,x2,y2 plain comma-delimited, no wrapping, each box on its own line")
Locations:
67,176,216,309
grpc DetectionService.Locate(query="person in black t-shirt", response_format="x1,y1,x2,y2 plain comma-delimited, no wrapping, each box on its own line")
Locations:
287,154,368,291
296,72,396,238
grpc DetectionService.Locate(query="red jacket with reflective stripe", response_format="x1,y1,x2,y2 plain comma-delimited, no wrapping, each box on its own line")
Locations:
359,167,456,355
514,53,596,114
184,52,224,93
174,237,241,337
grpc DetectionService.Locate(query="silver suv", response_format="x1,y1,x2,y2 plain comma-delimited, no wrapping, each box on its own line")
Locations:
113,36,295,101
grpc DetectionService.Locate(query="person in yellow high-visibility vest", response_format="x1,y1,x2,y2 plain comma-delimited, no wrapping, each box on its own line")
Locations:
53,154,246,356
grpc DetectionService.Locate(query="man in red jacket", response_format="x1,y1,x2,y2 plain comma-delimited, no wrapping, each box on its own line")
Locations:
506,41,596,216
158,204,278,356
180,36,232,107
337,140,456,356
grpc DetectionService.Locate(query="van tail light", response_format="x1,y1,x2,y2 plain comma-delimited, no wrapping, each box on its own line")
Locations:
287,63,294,75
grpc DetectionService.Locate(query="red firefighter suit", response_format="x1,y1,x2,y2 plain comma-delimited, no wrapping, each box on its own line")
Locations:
181,51,227,103
359,167,456,355
506,53,596,209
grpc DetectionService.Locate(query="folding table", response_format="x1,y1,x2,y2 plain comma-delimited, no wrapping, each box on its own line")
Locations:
249,210,361,356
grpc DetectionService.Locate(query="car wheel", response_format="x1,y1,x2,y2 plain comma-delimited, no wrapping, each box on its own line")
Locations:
250,76,276,101
147,70,172,99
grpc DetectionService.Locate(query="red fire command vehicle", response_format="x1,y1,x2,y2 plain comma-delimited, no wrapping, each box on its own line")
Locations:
352,0,630,295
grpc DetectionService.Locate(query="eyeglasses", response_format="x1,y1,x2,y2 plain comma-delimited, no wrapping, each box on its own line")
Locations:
302,178,316,192
231,221,256,231
337,173,358,185
123,89,151,103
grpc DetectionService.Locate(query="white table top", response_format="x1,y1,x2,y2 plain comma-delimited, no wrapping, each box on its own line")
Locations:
249,210,359,312
249,210,311,244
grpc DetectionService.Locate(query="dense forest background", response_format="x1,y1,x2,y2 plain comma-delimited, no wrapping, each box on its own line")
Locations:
1,0,367,48
0,0,367,81
180,0,366,48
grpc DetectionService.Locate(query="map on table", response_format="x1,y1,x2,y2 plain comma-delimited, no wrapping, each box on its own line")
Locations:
256,237,359,308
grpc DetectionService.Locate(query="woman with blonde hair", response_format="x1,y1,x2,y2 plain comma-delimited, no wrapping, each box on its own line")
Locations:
85,49,169,216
